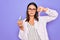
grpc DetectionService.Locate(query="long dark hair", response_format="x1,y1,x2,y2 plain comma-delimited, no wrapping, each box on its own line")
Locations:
25,2,39,22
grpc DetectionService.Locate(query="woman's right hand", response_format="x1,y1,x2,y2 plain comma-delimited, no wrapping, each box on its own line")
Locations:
17,20,24,31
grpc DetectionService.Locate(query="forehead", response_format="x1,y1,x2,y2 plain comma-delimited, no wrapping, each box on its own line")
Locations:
28,5,36,8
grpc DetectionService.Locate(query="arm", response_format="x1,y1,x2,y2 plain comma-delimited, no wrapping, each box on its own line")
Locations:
44,8,58,22
18,20,25,40
18,19,27,40
37,7,58,22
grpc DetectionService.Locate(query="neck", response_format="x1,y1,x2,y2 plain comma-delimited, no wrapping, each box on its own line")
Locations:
29,16,34,19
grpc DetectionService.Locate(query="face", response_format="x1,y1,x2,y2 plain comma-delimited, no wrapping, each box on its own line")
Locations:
28,5,36,16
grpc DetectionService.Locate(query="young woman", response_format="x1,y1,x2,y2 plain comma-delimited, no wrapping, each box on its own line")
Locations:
17,2,58,40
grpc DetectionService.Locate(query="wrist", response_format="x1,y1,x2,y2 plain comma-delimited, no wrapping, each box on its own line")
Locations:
20,26,24,31
43,8,48,12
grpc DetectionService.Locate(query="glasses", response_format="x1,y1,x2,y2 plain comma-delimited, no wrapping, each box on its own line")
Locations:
28,8,36,11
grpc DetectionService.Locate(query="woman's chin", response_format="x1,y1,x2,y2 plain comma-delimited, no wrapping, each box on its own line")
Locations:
30,15,34,17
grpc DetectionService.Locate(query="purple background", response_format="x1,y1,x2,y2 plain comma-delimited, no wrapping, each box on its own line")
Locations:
0,0,60,40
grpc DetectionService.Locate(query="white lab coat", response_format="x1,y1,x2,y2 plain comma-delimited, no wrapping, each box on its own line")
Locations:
18,8,58,40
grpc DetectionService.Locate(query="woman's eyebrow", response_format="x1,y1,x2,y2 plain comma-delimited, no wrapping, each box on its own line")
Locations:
29,8,36,9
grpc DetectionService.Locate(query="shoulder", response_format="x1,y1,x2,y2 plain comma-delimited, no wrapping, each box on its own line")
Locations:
38,16,47,22
38,16,46,20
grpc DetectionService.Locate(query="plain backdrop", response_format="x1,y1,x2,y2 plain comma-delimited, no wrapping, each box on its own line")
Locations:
0,0,60,40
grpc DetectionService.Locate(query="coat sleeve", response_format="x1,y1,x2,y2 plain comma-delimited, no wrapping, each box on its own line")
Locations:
41,8,58,22
18,29,25,40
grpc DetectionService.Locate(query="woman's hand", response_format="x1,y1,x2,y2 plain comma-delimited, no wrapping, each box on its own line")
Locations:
17,20,24,31
37,6,48,13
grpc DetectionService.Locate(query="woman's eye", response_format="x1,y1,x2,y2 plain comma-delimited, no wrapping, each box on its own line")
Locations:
28,8,31,10
28,8,36,10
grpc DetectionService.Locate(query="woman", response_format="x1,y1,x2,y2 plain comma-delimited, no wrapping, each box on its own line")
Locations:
17,2,58,40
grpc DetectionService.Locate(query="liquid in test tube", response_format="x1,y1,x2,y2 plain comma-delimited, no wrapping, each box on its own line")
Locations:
19,16,22,21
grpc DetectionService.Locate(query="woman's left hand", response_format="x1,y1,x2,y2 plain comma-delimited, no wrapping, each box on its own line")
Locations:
37,6,48,13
